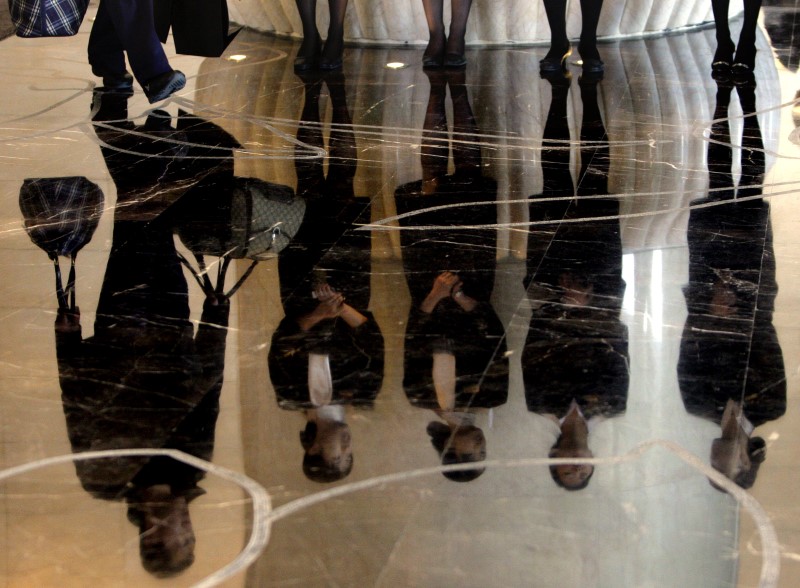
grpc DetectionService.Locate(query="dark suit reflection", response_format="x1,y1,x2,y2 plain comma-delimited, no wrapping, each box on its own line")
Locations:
396,71,509,482
678,82,786,490
522,75,629,491
268,72,384,483
53,94,241,578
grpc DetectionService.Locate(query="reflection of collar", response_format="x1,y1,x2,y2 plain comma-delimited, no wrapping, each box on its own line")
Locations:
310,405,346,422
558,400,585,425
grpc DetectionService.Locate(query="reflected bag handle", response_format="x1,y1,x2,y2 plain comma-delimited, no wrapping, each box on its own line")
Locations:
177,250,259,300
53,253,77,311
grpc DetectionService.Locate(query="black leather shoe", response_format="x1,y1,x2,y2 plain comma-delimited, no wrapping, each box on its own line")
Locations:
319,57,343,71
444,53,467,68
143,70,186,104
581,58,604,75
294,34,321,71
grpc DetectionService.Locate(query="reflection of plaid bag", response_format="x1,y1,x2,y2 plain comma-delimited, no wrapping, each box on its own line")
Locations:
8,0,90,37
177,176,305,261
19,177,104,309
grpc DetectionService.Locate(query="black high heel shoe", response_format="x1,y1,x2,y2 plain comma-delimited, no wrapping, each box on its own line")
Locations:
540,42,572,73
294,34,322,72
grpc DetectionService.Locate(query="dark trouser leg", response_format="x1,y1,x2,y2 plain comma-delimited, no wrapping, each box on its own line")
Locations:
542,0,569,60
92,0,170,85
734,0,762,69
88,0,127,77
711,0,735,66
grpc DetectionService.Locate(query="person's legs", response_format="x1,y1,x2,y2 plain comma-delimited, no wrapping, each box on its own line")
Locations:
295,0,321,70
100,0,171,85
711,0,735,71
578,0,604,72
444,0,473,67
422,0,446,67
320,0,348,69
88,0,128,82
540,0,571,71
733,0,763,72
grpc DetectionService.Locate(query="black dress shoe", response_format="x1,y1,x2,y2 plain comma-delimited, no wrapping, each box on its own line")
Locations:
712,40,735,74
423,51,444,69
143,70,186,104
294,34,322,71
581,58,604,75
539,44,572,73
444,53,467,68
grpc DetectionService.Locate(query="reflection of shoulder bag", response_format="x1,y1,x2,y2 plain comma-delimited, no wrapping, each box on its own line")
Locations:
177,176,305,261
8,0,89,37
19,176,104,310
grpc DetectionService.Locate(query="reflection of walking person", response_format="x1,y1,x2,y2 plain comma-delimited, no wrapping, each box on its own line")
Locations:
88,0,185,102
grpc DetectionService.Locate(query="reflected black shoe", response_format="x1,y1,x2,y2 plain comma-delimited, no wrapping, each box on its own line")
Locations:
143,70,186,104
100,72,134,95
540,43,572,73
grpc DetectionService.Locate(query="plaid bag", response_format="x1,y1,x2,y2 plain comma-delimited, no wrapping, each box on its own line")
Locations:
8,0,90,37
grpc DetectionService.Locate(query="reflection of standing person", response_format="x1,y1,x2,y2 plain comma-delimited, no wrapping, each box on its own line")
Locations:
678,81,786,490
539,0,605,75
396,70,508,481
88,0,185,102
269,71,384,482
523,74,628,491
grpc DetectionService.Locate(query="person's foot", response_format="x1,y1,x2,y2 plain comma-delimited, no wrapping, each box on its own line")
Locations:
423,30,447,68
540,40,571,73
99,72,134,95
444,33,467,68
732,42,757,84
320,31,345,70
143,70,186,104
712,38,735,73
294,33,322,72
578,42,603,74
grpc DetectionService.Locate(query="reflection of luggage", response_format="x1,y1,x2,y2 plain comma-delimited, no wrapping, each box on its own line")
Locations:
177,176,305,261
19,176,104,310
8,0,89,37
154,0,240,57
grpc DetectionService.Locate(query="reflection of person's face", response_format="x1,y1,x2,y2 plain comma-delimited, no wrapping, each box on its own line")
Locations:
446,427,486,463
307,421,353,472
551,448,594,489
139,495,196,576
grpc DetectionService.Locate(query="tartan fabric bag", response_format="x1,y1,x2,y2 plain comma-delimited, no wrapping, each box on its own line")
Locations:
8,0,89,37
19,176,104,310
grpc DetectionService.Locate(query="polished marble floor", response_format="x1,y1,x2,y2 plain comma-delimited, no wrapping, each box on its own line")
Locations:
2,4,800,588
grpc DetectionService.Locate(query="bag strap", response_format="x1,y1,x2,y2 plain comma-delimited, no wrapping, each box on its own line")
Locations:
53,254,77,311
178,251,259,300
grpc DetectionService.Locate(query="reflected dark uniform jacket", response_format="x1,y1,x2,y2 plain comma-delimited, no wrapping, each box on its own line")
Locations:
268,311,385,409
55,221,230,501
523,198,629,420
679,199,786,427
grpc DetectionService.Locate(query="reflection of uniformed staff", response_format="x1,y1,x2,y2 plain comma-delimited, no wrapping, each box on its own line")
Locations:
396,70,509,481
678,81,786,489
268,70,384,483
522,74,628,491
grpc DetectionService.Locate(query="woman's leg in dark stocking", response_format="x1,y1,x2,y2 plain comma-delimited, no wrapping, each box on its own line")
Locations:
321,0,348,67
325,72,357,201
446,0,473,58
540,0,571,68
421,71,449,192
734,0,763,70
449,70,481,176
422,0,446,66
578,0,603,63
711,0,735,68
295,0,321,65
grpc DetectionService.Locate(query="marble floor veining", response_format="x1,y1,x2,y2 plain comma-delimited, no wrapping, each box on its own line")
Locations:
2,3,800,587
